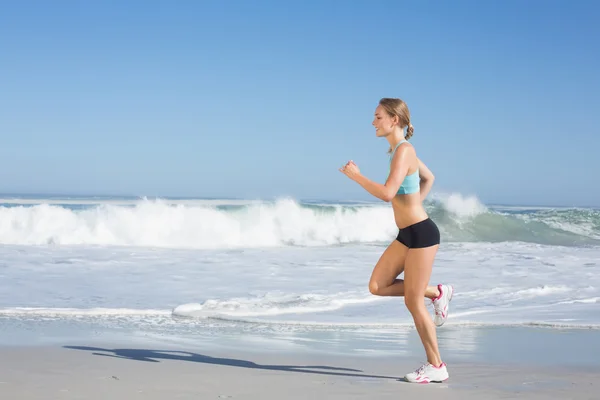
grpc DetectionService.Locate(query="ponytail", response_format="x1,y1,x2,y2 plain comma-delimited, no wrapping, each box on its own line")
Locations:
405,123,414,140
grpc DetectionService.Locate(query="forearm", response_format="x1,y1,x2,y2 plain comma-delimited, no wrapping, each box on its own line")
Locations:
354,174,392,202
420,178,434,200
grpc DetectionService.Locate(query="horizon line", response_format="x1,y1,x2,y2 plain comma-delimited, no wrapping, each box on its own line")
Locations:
0,191,597,209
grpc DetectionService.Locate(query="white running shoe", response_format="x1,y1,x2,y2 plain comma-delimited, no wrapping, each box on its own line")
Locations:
404,362,449,383
432,284,454,327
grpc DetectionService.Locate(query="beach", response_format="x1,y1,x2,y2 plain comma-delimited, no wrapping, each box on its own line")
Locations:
3,0,598,396
0,195,598,398
1,327,598,399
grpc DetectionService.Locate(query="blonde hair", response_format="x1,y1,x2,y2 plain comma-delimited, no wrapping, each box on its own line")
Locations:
379,98,414,149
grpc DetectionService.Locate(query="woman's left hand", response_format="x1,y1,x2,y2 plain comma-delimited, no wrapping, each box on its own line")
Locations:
340,160,361,180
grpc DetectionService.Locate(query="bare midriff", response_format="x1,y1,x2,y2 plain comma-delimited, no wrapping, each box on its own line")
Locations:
391,193,429,229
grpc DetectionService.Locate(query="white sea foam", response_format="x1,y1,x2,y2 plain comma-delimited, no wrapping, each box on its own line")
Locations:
0,240,598,328
0,198,396,248
434,192,488,218
172,291,381,319
0,195,598,248
0,196,599,352
0,307,170,316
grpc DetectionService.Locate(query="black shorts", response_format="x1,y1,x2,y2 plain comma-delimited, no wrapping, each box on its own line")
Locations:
395,218,440,248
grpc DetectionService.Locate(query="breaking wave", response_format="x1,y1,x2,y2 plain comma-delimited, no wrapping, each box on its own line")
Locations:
0,194,598,248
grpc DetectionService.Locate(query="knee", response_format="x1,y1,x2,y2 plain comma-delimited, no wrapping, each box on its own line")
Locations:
404,292,424,314
368,281,382,296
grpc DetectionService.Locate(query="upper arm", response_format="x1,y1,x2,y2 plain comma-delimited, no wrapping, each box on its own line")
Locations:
417,157,434,181
384,144,413,199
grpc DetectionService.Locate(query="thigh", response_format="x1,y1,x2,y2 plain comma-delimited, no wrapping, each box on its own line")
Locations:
369,240,409,286
403,245,439,297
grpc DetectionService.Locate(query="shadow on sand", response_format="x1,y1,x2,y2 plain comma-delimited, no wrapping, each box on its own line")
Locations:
64,345,400,380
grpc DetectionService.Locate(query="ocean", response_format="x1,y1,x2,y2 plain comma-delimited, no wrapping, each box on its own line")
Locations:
0,194,598,357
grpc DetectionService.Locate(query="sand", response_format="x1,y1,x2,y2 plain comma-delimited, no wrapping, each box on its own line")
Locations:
1,337,597,400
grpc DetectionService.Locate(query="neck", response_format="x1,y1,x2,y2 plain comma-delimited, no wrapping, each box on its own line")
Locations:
386,128,406,149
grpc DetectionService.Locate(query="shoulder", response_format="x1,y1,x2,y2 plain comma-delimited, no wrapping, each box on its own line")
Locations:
392,142,416,159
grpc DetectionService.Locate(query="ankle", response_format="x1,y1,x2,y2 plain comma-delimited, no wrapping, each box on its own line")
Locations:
428,359,444,368
426,286,441,300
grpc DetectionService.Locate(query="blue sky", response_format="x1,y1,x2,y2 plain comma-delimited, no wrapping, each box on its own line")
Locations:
1,0,598,206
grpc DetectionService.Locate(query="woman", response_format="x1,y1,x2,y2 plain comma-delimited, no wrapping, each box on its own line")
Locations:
340,98,453,383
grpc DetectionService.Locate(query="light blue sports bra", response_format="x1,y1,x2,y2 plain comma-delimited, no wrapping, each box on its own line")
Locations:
389,139,420,195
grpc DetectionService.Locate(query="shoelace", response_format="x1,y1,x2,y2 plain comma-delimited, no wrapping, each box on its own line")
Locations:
415,363,428,376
